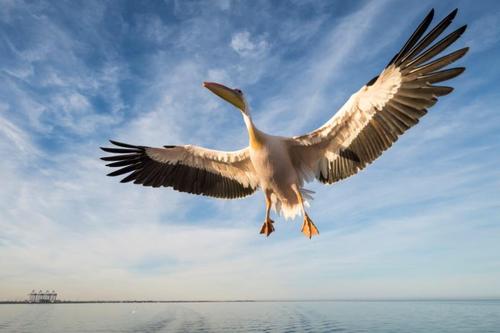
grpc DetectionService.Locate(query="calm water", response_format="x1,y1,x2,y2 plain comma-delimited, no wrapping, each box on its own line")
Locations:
1,301,499,333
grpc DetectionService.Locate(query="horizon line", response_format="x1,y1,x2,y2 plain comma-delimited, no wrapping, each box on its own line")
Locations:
2,298,500,304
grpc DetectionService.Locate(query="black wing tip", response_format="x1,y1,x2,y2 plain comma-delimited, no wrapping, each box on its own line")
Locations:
100,147,115,153
100,139,146,154
441,8,458,23
109,139,118,144
387,8,436,68
390,8,465,68
100,147,137,153
107,169,122,177
456,24,467,35
109,139,127,146
107,164,141,177
422,8,435,25
427,8,435,20
421,8,435,27
108,139,145,149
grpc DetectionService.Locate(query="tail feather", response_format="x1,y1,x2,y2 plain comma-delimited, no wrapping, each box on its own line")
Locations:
300,188,315,201
270,188,315,220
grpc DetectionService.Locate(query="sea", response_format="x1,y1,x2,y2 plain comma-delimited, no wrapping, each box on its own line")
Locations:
0,300,499,332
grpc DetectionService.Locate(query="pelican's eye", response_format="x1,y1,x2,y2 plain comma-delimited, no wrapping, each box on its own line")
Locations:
234,89,242,94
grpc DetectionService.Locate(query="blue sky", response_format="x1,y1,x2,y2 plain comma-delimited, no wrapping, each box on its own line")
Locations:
1,0,499,301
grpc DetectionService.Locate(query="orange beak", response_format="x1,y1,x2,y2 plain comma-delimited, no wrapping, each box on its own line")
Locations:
203,82,245,110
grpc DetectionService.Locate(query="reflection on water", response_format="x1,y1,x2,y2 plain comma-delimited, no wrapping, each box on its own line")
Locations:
0,301,499,333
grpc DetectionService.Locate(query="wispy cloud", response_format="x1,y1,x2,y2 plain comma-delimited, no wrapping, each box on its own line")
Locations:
0,110,36,155
466,10,500,53
230,31,269,58
0,0,499,301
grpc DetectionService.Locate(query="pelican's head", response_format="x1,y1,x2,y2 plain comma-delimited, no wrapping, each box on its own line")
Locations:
203,82,248,114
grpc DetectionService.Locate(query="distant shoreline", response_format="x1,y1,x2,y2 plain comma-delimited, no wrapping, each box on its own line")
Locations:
0,300,257,304
1,299,499,304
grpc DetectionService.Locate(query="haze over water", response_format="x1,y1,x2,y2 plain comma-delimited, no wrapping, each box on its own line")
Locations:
1,301,499,333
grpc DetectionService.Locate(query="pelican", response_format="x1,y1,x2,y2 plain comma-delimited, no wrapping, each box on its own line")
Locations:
101,9,468,238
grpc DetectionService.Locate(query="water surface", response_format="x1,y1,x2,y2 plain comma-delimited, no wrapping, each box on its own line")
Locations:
1,300,499,332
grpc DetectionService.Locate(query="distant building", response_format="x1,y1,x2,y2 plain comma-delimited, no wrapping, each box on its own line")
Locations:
28,290,57,303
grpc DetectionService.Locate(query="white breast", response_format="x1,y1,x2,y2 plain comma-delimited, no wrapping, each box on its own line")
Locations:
250,135,297,191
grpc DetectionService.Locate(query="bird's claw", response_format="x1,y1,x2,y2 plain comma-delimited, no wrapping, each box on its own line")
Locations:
301,214,319,239
260,219,275,237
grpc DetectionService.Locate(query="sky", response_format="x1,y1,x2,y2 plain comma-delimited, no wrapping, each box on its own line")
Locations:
1,0,499,301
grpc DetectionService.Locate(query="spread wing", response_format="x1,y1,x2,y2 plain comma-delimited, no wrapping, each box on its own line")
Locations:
101,140,258,199
289,9,468,184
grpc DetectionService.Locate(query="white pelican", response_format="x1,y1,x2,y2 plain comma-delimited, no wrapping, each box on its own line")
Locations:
101,9,468,238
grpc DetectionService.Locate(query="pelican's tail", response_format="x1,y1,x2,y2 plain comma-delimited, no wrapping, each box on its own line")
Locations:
271,187,315,220
300,188,315,203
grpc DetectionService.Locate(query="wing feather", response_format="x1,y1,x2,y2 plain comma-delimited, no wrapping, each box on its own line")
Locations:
289,9,468,184
101,141,258,199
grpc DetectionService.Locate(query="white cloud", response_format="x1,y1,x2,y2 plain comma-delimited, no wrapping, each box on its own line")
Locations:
0,0,499,302
466,11,500,53
253,0,401,136
0,1,127,137
0,109,37,155
230,31,269,58
214,0,231,11
206,68,230,83
135,14,171,44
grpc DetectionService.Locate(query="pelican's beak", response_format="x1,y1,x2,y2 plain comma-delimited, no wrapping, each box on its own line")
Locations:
203,82,245,111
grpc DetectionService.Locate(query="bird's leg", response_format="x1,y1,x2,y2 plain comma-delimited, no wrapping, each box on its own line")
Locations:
292,184,319,239
302,213,319,239
260,190,275,237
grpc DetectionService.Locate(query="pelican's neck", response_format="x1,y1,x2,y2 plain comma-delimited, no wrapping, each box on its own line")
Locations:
242,110,263,149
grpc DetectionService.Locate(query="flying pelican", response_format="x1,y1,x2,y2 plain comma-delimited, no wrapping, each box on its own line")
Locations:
101,9,468,238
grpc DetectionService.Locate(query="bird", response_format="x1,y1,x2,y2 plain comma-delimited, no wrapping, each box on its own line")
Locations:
101,9,468,239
